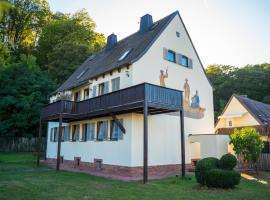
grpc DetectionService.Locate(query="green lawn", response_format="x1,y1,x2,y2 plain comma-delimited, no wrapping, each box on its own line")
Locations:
0,153,270,200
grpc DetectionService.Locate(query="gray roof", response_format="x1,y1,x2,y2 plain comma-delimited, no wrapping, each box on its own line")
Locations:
55,11,178,93
235,95,270,125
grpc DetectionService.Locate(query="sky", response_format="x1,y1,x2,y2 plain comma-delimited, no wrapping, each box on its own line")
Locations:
47,0,270,68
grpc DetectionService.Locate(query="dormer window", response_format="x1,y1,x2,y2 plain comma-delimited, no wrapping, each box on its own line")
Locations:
76,69,87,79
118,49,132,61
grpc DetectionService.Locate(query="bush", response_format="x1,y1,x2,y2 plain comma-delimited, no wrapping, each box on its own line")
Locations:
219,153,237,170
195,157,219,185
205,169,241,189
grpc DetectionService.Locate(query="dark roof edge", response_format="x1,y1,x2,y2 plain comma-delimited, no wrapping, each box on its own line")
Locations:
129,11,178,64
233,95,264,125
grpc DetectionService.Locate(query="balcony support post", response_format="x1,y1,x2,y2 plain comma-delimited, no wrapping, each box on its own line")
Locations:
143,100,148,183
36,117,42,167
180,109,185,177
56,113,63,171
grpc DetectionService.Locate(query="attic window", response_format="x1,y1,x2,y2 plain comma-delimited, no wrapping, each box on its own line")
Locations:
150,22,159,30
118,49,132,61
76,69,86,79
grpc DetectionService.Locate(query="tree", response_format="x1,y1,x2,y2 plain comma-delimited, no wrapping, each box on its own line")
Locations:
0,0,50,55
47,42,91,83
230,127,264,164
36,9,105,72
0,42,10,66
0,0,11,20
0,55,56,137
206,63,270,120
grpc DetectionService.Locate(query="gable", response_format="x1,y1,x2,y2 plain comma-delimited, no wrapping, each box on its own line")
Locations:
215,96,260,129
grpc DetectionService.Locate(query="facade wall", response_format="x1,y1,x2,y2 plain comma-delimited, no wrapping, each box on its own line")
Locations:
46,114,133,166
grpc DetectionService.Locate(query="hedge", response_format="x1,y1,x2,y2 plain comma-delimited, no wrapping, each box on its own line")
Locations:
219,153,237,170
205,169,241,189
195,157,219,186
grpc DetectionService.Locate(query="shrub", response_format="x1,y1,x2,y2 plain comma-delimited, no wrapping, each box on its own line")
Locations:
219,153,237,170
205,169,241,189
195,157,219,185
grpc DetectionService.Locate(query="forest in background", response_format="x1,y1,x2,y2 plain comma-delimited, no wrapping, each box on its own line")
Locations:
0,0,269,138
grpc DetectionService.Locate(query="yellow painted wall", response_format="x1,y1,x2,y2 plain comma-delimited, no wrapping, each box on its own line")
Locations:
215,96,260,130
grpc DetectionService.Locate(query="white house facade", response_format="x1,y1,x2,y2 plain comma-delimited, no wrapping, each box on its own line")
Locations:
42,11,227,180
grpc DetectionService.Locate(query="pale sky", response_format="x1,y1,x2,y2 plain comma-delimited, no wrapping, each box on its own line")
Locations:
47,0,270,68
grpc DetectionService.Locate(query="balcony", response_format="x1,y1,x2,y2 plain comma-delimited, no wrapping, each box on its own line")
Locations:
41,83,183,122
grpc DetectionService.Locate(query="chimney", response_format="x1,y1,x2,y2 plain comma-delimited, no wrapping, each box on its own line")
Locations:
106,33,117,50
139,14,153,33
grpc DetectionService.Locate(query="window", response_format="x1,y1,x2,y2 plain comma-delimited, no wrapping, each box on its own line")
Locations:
82,124,87,142
167,50,176,63
74,91,80,102
86,123,96,141
76,70,86,79
71,125,80,142
228,121,232,127
111,77,120,92
118,49,132,61
98,83,105,95
110,119,123,140
50,127,58,142
181,55,188,67
83,88,89,100
98,82,109,95
176,31,180,37
63,126,70,142
97,121,108,141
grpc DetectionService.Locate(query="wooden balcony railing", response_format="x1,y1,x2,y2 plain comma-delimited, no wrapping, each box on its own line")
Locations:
216,125,270,136
41,83,183,121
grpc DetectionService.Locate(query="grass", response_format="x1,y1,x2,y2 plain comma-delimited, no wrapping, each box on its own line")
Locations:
1,153,270,200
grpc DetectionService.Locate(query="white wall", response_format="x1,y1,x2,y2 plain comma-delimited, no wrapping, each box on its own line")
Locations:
129,14,215,165
189,134,230,159
46,114,133,166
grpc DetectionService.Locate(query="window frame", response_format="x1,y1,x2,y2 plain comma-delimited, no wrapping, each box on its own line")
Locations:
181,55,188,67
110,119,123,141
98,83,105,96
83,88,89,100
74,91,80,102
111,77,120,92
167,50,176,63
97,121,108,141
82,123,88,142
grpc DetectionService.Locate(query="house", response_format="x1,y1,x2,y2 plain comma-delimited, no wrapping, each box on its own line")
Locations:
40,11,227,181
215,94,270,153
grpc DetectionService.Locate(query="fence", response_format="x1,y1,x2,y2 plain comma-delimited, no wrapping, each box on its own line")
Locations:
257,153,270,171
0,137,46,152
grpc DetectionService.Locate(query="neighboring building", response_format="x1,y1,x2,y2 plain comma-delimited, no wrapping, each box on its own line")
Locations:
41,11,226,180
215,95,270,154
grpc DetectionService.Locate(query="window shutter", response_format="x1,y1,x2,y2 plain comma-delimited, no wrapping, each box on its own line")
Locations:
188,59,193,69
104,81,109,94
92,85,97,97
50,128,53,142
90,123,95,140
56,127,59,142
64,126,69,141
163,48,168,60
176,53,182,65
119,119,124,140
76,125,80,141
103,121,108,140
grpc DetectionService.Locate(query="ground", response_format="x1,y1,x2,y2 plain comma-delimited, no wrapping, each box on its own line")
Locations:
0,153,270,200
